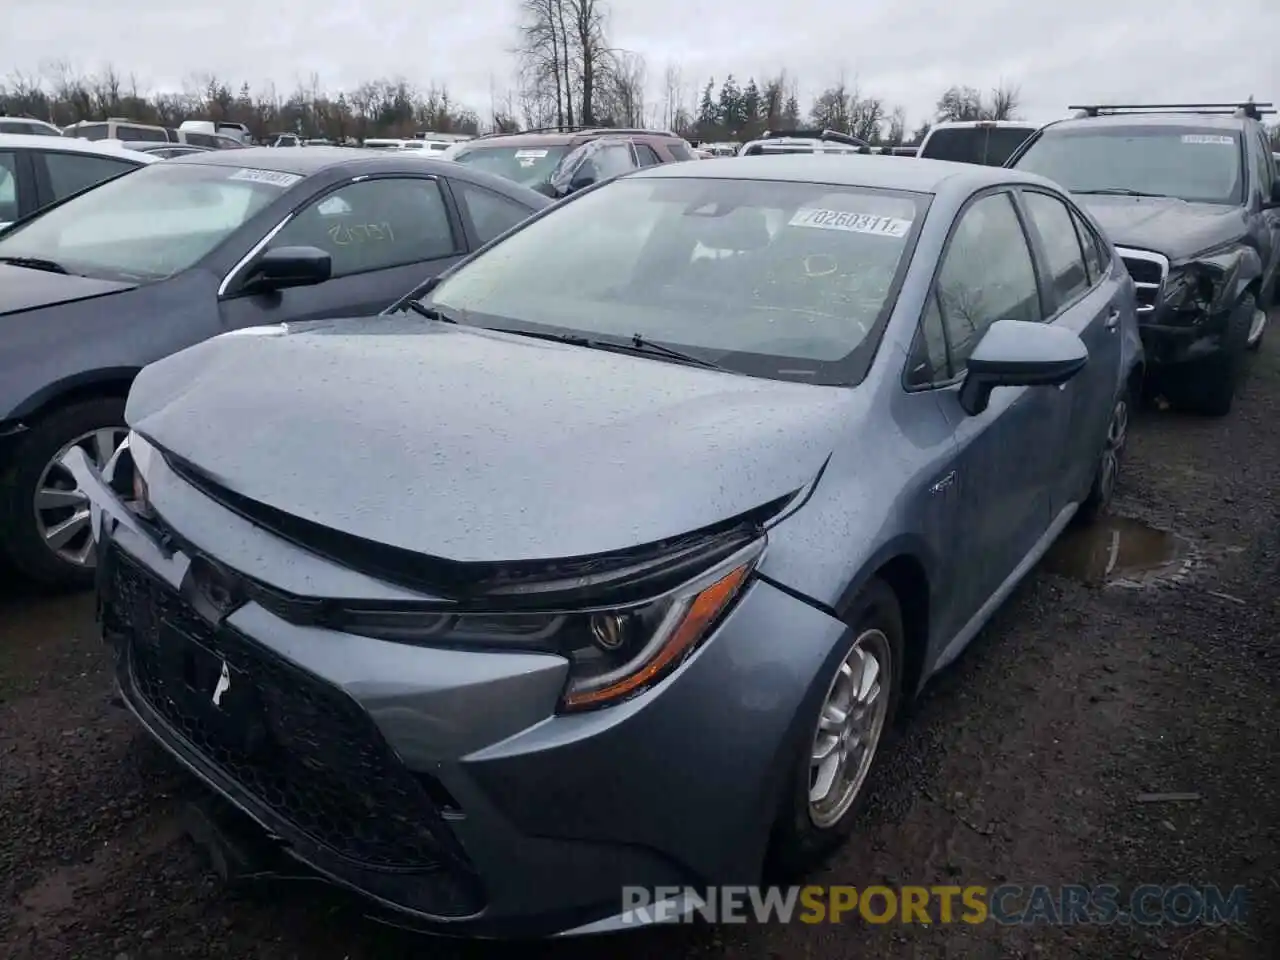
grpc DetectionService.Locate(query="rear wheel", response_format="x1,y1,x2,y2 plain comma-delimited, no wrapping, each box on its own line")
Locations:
767,578,903,878
0,397,128,589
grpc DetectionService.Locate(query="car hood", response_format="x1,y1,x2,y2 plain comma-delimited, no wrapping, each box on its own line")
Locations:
1075,195,1248,262
126,318,855,563
0,264,136,317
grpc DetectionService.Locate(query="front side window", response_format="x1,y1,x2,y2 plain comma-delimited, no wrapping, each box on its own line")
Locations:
635,143,662,167
427,176,929,385
0,161,286,281
269,177,456,278
934,192,1042,374
1012,125,1245,205
43,152,139,201
450,143,570,189
1021,191,1091,308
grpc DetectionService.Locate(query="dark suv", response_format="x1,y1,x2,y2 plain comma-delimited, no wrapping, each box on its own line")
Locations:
445,127,696,196
1007,101,1280,415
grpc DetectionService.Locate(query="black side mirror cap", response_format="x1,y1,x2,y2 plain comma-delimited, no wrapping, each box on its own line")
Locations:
246,245,332,292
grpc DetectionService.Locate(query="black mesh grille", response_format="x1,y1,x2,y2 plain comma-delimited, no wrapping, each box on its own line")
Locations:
106,549,462,874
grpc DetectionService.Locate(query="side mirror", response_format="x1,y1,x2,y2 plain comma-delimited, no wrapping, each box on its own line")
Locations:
568,168,597,193
245,245,331,292
958,319,1088,416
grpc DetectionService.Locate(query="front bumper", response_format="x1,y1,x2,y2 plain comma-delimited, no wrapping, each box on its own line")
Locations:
88,461,847,938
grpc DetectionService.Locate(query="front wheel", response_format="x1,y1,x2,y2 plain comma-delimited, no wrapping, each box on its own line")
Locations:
1184,293,1254,416
0,397,128,589
1076,385,1131,526
767,578,903,878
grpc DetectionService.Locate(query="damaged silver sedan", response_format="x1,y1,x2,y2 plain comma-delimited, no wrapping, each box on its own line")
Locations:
69,154,1142,937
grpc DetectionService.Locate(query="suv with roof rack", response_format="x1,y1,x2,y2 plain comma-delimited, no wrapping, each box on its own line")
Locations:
1007,100,1280,415
738,128,870,156
445,126,696,194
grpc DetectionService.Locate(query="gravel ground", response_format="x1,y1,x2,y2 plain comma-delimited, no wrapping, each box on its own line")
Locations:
2,314,1278,959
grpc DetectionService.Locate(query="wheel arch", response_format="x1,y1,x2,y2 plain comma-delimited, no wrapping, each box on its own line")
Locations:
9,367,139,424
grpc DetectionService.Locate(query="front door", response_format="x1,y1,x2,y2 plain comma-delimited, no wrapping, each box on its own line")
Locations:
218,175,467,329
927,189,1072,624
1017,188,1126,513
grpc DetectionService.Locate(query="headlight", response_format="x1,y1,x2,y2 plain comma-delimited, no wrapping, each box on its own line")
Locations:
326,539,764,712
1161,263,1226,323
105,439,153,520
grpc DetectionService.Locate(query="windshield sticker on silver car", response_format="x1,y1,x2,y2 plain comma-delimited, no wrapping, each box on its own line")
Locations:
227,168,304,187
514,149,549,158
1181,135,1234,145
788,208,912,237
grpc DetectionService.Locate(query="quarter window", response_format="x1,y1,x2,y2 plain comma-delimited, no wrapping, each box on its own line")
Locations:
1022,191,1091,308
934,191,1042,374
269,177,456,278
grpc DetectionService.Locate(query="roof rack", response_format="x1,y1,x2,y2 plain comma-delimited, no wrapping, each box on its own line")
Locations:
1069,101,1276,120
475,124,676,139
761,128,870,147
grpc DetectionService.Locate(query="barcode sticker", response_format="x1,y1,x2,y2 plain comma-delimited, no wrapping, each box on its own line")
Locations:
789,208,912,237
1181,135,1234,145
228,168,304,187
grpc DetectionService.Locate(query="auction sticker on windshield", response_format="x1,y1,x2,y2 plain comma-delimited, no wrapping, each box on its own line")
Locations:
789,208,912,237
1181,135,1234,145
515,149,549,158
227,168,304,188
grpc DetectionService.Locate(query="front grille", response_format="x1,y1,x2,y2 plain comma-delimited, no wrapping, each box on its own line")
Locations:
106,549,465,875
1116,247,1169,316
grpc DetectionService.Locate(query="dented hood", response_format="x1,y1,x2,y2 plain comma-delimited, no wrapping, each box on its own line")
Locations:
126,317,854,563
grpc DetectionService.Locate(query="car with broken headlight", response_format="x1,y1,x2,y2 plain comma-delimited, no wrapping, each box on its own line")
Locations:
0,147,551,587
1007,101,1280,414
69,153,1143,938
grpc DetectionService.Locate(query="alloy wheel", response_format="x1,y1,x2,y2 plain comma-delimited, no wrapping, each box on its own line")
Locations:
1098,397,1130,505
32,426,128,568
808,628,893,828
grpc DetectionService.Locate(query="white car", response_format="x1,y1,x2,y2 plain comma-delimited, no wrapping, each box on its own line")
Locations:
0,134,156,230
0,116,64,137
915,120,1040,166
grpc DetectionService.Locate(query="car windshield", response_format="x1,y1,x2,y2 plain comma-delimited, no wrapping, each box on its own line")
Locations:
425,176,928,385
0,162,291,282
450,144,571,188
920,127,1036,165
1012,126,1245,204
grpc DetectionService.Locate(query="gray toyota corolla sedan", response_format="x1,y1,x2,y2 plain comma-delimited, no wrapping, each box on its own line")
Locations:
69,154,1143,937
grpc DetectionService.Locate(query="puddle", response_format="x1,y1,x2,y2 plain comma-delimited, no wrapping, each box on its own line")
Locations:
1043,516,1191,585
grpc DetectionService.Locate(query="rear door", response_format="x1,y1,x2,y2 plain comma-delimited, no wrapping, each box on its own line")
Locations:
217,173,468,328
925,188,1071,621
1016,188,1126,514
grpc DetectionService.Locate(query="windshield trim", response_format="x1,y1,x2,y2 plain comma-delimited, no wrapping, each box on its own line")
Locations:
418,175,934,387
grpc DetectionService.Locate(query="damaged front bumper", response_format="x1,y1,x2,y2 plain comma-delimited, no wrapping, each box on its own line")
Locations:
64,439,848,938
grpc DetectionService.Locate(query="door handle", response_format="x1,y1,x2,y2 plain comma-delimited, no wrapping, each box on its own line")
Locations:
1105,308,1121,331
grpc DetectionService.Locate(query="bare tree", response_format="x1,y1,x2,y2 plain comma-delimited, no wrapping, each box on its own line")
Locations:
601,50,646,127
884,105,907,146
987,82,1021,121
661,63,684,130
566,0,611,126
516,0,569,127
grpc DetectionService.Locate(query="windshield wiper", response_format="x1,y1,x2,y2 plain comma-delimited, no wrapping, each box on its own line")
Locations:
0,255,70,274
1075,188,1173,199
401,300,460,323
618,333,728,371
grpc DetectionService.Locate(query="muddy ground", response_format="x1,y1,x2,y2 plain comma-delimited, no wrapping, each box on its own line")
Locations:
2,316,1278,959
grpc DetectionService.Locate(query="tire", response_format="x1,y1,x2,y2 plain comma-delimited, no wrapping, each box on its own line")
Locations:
1076,383,1132,526
0,396,128,590
1186,293,1253,417
767,578,904,879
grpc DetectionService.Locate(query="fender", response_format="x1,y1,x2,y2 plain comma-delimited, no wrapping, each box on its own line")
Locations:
8,366,140,422
1193,243,1262,308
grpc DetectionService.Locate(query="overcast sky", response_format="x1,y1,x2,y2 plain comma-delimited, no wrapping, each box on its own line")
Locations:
4,0,1277,128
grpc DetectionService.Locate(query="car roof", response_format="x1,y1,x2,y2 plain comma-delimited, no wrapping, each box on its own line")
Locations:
633,153,1060,196
0,132,157,162
1042,112,1252,133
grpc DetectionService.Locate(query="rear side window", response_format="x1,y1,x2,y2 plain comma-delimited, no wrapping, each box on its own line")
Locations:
921,127,1036,165
1021,191,1091,307
0,151,19,222
635,143,662,166
117,125,168,143
69,123,109,141
667,141,696,161
42,152,139,201
183,132,219,148
1068,206,1108,285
